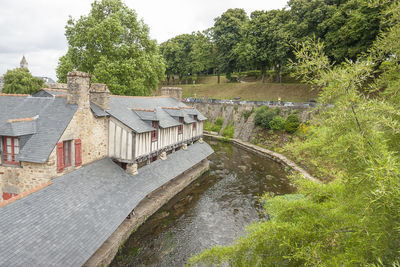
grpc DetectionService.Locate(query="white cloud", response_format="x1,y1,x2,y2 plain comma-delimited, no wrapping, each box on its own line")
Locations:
0,0,287,80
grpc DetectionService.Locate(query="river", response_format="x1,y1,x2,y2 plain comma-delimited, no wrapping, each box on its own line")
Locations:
111,139,295,266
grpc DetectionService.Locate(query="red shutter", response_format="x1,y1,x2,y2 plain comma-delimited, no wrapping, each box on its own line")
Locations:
57,142,64,173
75,139,82,166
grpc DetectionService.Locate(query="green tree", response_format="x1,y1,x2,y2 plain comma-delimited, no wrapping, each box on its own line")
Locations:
190,29,217,76
213,8,248,82
56,0,165,96
188,1,400,265
3,68,44,95
244,9,292,83
159,33,196,84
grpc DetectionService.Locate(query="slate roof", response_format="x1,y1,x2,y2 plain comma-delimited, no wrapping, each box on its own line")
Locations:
0,142,214,267
33,89,108,118
0,118,37,136
0,95,77,163
108,96,207,133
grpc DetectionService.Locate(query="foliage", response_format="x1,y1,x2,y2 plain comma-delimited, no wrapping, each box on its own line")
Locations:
284,114,301,133
3,68,44,94
213,8,249,77
56,0,165,95
241,107,254,121
204,121,212,132
222,124,235,138
254,106,280,129
269,115,286,131
188,1,400,266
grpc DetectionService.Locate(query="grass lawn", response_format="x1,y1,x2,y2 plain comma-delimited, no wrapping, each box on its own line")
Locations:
178,81,318,102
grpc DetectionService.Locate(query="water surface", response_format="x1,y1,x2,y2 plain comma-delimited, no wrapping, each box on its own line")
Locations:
111,139,294,266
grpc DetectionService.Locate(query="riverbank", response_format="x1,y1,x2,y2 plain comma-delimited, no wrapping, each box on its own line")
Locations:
204,133,320,183
85,159,210,266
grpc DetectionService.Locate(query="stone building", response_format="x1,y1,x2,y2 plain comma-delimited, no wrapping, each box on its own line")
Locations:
0,71,207,201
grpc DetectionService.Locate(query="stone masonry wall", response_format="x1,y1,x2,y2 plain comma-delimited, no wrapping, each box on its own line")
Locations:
192,102,312,142
0,102,108,197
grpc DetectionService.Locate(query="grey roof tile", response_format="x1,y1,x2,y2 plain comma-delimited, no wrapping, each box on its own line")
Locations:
0,119,37,136
90,102,108,117
0,142,213,266
108,96,206,132
0,95,77,163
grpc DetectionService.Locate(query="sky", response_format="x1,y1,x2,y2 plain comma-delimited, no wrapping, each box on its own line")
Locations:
0,0,288,81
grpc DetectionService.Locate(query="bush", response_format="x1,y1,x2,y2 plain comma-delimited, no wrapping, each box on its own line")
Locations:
215,117,224,127
241,107,254,121
284,114,301,133
254,106,280,129
269,115,285,130
204,121,212,131
222,125,234,138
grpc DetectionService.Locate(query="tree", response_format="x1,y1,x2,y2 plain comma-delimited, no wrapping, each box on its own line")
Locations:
3,68,44,95
213,8,248,82
56,0,165,96
159,34,196,84
245,9,292,83
190,29,217,76
188,1,400,265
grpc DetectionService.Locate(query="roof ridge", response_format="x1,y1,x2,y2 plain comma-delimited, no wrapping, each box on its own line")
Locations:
0,93,29,97
132,108,155,112
162,107,180,110
55,95,67,98
45,88,68,92
180,106,194,109
7,117,36,123
110,95,170,98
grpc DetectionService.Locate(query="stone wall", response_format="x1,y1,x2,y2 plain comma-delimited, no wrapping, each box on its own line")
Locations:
192,102,312,142
0,72,109,199
160,87,182,100
0,108,108,196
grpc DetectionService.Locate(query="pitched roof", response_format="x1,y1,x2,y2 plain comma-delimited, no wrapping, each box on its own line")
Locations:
0,95,77,163
0,142,214,266
0,116,38,136
108,96,206,133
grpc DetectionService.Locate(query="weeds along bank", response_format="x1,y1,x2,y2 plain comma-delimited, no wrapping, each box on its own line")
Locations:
191,102,312,142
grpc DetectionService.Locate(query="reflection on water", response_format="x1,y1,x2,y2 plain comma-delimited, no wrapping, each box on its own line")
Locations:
111,139,294,267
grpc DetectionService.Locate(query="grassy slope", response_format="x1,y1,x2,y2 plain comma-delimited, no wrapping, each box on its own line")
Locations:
180,81,318,102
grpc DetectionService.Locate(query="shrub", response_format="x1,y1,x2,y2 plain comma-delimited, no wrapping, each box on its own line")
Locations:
215,117,224,126
204,121,212,131
269,115,285,130
222,125,234,138
241,107,254,121
284,114,301,133
254,106,280,129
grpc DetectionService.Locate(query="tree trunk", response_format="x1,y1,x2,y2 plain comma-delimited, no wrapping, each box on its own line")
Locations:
172,76,175,85
261,66,266,83
217,69,220,84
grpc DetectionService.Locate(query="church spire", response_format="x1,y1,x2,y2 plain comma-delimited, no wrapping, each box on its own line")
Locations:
20,55,28,69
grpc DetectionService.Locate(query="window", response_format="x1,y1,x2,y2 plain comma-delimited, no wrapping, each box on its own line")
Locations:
3,136,19,165
193,115,197,130
152,121,158,141
63,140,72,167
178,117,183,134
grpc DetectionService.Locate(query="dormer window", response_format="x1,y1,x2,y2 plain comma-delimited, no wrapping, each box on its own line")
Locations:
178,117,183,134
3,136,19,165
152,121,158,141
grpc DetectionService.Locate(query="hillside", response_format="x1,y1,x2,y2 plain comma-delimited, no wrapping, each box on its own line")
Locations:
178,81,318,102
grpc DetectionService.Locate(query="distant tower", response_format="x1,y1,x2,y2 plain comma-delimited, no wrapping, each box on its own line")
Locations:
20,55,28,69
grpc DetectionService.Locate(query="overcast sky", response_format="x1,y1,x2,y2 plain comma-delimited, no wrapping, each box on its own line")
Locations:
0,0,288,81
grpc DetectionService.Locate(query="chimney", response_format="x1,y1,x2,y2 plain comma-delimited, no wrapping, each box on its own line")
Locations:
90,83,110,110
67,71,91,109
160,87,182,100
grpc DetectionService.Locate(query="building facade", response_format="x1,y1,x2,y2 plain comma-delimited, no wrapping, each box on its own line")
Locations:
0,71,206,201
